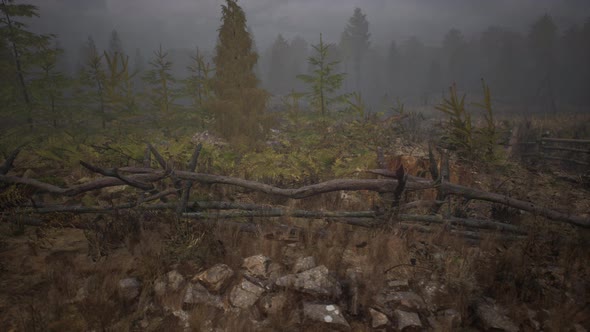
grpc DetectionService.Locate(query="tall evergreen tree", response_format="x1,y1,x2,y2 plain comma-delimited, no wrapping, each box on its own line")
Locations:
288,35,308,92
78,36,106,129
184,47,214,128
386,40,401,96
31,42,69,128
342,7,370,93
267,33,290,95
210,0,268,145
527,14,557,111
1,0,53,129
108,29,124,56
442,28,467,85
143,44,177,117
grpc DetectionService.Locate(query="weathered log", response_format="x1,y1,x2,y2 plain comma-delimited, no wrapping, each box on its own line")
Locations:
439,182,590,228
79,161,154,190
1,165,588,227
0,173,164,196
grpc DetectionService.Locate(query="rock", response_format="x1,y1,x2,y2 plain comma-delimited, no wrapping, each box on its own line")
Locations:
155,270,186,297
436,308,461,328
525,308,541,331
387,279,410,291
417,279,450,311
229,279,266,308
118,277,141,300
374,290,426,312
276,265,342,298
258,293,288,316
475,298,518,332
345,268,361,316
393,309,422,331
172,309,190,331
267,262,283,285
303,303,349,329
243,255,271,278
292,256,316,273
183,282,224,309
572,324,588,332
369,308,389,328
281,243,305,265
194,264,234,292
167,270,186,290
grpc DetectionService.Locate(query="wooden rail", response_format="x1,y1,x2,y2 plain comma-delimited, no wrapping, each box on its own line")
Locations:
517,137,590,167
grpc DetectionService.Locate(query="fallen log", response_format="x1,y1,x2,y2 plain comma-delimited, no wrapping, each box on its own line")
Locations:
1,161,588,227
439,182,590,228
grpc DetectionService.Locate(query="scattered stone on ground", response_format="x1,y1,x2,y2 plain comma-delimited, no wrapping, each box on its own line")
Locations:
229,278,266,308
242,254,271,278
474,297,519,332
292,256,316,273
276,265,342,298
393,309,422,330
118,277,141,300
194,263,234,292
182,282,224,309
303,303,350,329
369,307,389,328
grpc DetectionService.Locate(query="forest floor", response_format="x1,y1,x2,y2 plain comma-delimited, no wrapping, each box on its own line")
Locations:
0,148,589,331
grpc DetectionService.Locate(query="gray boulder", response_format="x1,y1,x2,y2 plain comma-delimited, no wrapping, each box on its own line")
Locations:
276,265,342,298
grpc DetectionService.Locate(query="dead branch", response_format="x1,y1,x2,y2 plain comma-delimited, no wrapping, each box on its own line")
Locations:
177,143,202,215
148,143,168,169
79,161,154,191
0,173,164,196
439,182,590,228
0,148,21,175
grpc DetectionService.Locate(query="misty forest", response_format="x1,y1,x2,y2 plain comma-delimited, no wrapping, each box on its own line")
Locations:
1,0,589,330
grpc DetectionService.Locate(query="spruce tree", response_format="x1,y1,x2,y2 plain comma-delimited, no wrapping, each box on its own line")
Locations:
108,29,124,56
1,0,53,130
342,7,370,93
77,36,107,129
297,33,347,119
268,34,290,95
210,0,268,145
143,44,177,120
184,47,214,128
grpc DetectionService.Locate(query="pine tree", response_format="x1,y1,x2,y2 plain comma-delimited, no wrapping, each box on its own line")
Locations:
527,14,557,111
386,40,400,95
132,48,145,93
143,44,177,119
342,7,370,93
289,35,308,91
442,28,466,85
1,0,53,130
78,36,106,129
297,33,347,119
210,0,268,145
108,29,124,56
184,47,214,128
31,41,69,128
268,33,290,95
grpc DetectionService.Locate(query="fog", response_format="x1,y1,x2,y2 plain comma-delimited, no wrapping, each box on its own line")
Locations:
16,0,590,110
29,0,590,51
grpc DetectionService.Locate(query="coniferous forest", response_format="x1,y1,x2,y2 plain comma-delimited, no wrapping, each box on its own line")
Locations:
1,0,589,330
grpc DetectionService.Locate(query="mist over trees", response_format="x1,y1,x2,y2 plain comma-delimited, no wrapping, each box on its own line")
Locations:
1,0,590,147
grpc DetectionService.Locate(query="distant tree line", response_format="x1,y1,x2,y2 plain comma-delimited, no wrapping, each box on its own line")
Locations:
1,0,589,150
262,9,590,112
